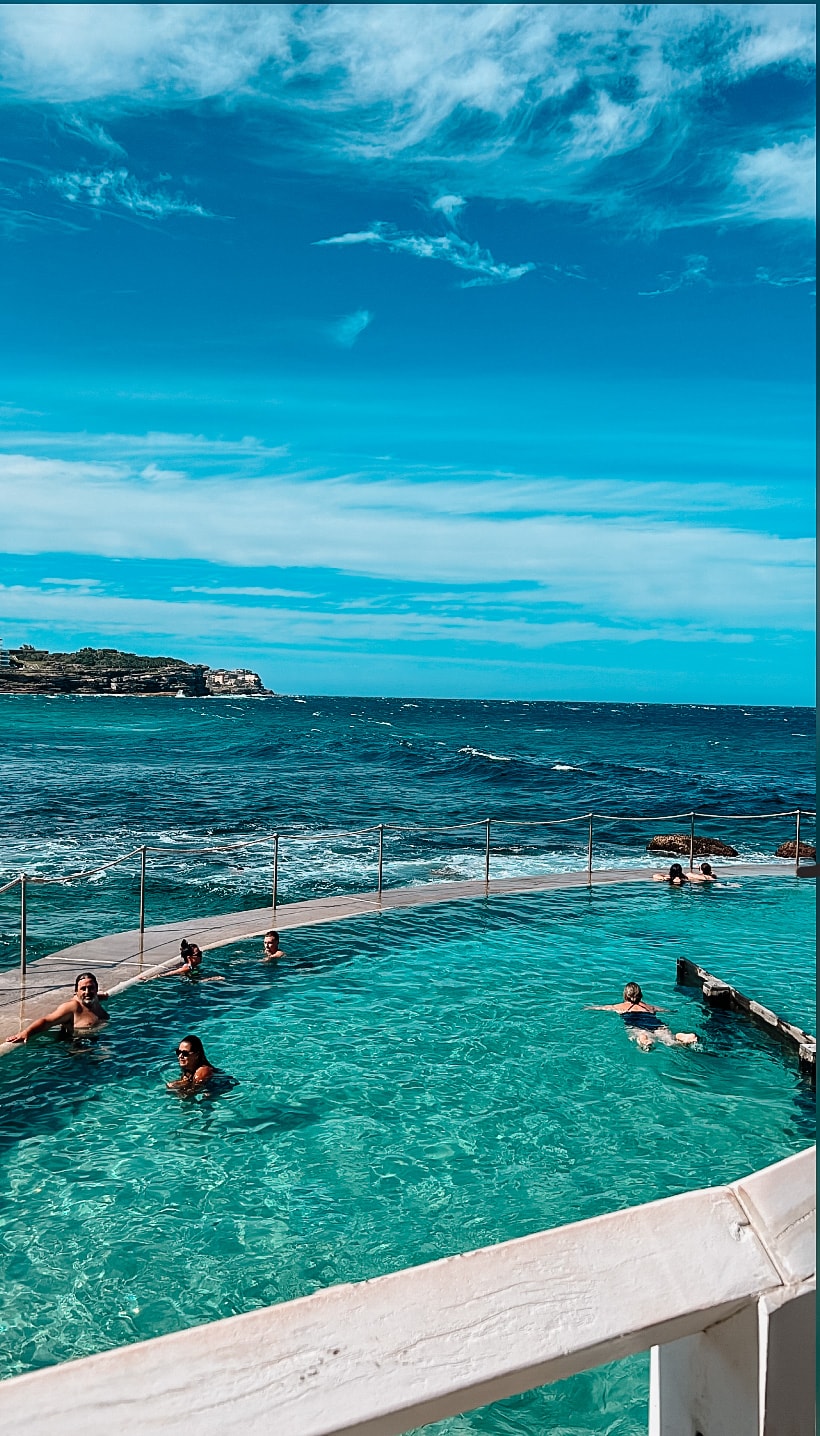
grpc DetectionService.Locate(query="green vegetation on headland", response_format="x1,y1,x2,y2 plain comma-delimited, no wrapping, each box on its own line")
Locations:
0,645,270,696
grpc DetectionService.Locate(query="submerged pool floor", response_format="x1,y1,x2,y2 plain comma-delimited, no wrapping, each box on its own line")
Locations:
0,876,814,1435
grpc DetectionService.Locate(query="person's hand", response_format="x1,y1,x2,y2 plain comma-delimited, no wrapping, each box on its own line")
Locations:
5,1032,26,1043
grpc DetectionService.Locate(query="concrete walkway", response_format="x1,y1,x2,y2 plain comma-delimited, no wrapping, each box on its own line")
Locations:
0,862,794,1048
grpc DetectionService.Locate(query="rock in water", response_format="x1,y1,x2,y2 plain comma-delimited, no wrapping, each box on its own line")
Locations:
775,840,816,860
647,833,738,857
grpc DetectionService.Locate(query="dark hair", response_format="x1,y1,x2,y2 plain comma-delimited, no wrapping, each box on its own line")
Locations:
669,863,685,880
700,862,713,875
180,939,202,965
623,982,643,1004
74,971,98,992
265,930,279,942
178,1034,208,1065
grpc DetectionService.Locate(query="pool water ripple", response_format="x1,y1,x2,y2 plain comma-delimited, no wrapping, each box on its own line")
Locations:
0,876,814,1435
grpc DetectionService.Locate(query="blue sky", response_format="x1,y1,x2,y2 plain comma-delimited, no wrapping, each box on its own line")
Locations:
0,3,814,702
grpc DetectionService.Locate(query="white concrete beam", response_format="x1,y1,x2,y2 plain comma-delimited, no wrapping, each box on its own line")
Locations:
0,1151,812,1436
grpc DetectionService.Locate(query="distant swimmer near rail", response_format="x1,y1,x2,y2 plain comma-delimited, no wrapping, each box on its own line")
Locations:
5,972,109,1044
653,861,718,886
262,930,286,962
586,983,698,1051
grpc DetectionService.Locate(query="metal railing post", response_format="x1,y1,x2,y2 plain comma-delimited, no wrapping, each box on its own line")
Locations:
689,811,696,872
794,809,801,874
484,819,491,885
138,846,146,948
272,833,279,912
377,825,384,896
587,816,593,884
19,873,26,979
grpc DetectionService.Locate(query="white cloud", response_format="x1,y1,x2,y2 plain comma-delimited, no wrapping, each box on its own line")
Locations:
0,582,766,653
317,223,535,287
732,137,816,222
47,166,210,218
639,253,712,297
0,452,813,633
330,309,373,347
0,5,812,223
430,194,466,221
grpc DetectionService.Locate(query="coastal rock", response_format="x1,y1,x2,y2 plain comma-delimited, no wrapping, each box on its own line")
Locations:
647,833,738,857
775,840,816,860
0,646,270,697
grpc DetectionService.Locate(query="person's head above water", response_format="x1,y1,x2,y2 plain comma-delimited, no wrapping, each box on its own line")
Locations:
700,862,713,875
669,863,685,880
623,982,643,1005
180,939,202,962
264,930,280,949
176,1033,208,1069
74,972,99,998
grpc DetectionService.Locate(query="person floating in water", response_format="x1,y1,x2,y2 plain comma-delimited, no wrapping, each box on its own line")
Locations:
156,939,224,981
587,983,698,1051
5,971,109,1044
262,930,285,962
652,862,689,885
167,1034,219,1094
162,938,203,976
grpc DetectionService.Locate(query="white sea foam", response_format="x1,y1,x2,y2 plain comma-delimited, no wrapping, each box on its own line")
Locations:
458,746,512,762
552,763,580,772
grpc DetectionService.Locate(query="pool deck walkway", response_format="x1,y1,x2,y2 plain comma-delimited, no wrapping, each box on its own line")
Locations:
0,861,798,1048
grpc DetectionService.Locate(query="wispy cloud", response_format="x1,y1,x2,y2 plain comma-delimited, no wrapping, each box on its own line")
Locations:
0,452,812,633
330,309,373,347
639,254,712,298
317,223,535,287
0,6,811,227
731,137,816,222
46,166,210,218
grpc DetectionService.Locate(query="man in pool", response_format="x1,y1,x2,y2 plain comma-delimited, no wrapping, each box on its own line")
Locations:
4,972,109,1044
262,930,286,962
586,983,698,1051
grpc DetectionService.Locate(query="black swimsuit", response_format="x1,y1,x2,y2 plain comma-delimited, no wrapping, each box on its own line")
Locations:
622,1008,663,1031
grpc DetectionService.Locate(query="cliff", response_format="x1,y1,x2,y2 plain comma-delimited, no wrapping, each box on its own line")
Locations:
0,646,271,697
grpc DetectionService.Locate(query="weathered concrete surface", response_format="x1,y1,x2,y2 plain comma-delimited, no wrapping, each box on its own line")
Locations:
0,863,791,1049
0,1146,812,1436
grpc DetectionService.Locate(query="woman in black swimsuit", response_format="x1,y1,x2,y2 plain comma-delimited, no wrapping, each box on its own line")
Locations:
587,982,698,1050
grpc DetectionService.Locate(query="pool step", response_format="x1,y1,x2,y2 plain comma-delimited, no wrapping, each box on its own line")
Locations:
676,956,816,1078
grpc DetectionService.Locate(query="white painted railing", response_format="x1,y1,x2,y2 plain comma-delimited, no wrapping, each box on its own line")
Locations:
0,1146,813,1435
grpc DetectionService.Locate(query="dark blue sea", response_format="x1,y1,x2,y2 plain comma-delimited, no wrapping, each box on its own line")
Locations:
0,695,815,966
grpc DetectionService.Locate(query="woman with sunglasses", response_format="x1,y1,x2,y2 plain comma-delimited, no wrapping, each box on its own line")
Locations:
167,1034,217,1094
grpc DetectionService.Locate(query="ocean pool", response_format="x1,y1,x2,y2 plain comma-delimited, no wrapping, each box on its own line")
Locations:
0,875,814,1434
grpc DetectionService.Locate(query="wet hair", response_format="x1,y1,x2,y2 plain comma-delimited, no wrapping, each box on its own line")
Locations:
264,930,279,943
74,971,98,992
180,939,201,965
700,862,713,875
669,863,685,880
178,1034,208,1066
623,982,643,1005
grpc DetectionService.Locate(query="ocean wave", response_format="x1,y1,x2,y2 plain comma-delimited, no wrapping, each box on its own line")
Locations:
458,746,512,763
551,763,581,772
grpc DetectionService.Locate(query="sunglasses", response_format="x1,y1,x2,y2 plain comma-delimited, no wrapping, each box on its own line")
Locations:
176,1048,196,1059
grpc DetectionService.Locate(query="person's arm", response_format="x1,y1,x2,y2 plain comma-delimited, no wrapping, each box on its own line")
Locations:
5,998,77,1043
159,960,193,977
584,1003,619,1010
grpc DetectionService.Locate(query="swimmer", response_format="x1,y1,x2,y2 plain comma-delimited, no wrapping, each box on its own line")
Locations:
586,982,698,1051
690,861,716,883
166,1034,218,1094
162,938,203,976
158,940,224,982
652,862,689,886
5,972,110,1044
262,930,286,963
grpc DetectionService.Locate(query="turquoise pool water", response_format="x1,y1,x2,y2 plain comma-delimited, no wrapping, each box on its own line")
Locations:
0,875,814,1434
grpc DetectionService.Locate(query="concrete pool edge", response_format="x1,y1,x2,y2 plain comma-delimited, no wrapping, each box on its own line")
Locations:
0,861,806,1051
0,1145,814,1435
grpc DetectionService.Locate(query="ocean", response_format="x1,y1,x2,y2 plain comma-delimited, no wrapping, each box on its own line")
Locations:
0,695,815,964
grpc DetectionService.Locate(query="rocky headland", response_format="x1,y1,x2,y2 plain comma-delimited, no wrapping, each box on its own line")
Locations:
0,645,271,697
